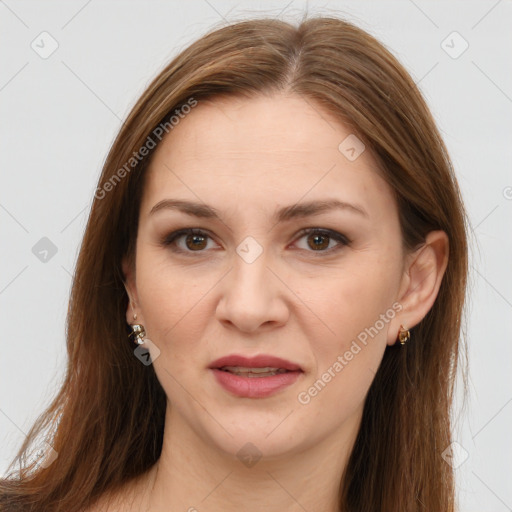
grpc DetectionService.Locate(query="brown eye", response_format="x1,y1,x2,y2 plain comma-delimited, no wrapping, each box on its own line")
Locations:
307,232,330,250
185,233,207,251
162,229,216,254
294,228,350,254
163,227,349,257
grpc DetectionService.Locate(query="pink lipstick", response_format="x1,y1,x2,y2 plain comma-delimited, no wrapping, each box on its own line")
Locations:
208,354,303,398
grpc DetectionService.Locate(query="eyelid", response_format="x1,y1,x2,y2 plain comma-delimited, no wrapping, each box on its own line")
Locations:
292,227,351,247
161,228,220,253
161,227,350,255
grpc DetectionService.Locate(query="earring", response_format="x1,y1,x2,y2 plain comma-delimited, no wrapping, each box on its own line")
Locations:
129,301,137,322
129,323,146,345
398,325,410,345
127,299,146,345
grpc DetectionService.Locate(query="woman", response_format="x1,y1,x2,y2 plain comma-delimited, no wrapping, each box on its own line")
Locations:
0,15,468,512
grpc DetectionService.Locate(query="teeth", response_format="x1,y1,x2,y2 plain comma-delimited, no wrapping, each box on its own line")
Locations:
223,366,281,373
221,366,288,377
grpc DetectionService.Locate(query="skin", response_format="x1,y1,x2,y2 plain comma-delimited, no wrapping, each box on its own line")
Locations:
107,93,449,512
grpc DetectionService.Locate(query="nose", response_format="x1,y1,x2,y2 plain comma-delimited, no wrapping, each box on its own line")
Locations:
215,248,290,334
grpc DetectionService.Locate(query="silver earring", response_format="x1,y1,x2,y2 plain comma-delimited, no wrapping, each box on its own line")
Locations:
129,323,146,345
127,299,145,345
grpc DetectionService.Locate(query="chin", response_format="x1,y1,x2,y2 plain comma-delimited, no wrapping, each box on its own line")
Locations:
193,409,310,462
212,430,302,466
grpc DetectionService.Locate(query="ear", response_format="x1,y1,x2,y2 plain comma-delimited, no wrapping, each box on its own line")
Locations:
387,230,449,346
122,255,141,326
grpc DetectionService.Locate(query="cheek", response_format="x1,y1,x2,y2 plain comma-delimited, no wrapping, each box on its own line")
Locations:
136,235,402,369
295,268,398,421
135,252,212,342
295,250,401,398
303,255,400,343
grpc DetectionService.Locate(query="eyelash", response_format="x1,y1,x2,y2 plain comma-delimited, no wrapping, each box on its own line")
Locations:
161,228,350,256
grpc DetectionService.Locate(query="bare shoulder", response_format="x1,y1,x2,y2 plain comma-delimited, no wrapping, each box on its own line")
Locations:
82,469,155,512
80,491,118,512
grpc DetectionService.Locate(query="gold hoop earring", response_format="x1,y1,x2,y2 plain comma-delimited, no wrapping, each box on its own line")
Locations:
129,324,146,345
398,325,410,345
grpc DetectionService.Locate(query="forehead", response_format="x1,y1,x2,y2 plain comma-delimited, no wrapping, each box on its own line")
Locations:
141,94,396,222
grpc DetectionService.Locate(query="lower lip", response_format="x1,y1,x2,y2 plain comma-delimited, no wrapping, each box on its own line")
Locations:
210,369,302,398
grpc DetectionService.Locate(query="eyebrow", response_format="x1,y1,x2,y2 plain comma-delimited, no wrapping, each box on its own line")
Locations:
149,198,368,222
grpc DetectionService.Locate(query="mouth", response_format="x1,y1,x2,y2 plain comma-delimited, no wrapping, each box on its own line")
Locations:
218,366,291,377
209,354,303,372
208,354,304,398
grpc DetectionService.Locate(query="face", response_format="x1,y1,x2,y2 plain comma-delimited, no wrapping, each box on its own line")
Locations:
124,93,407,459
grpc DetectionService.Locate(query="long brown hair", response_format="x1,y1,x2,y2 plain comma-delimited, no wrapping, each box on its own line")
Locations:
0,15,468,511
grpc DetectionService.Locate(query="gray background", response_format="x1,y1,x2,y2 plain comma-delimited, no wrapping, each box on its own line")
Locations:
1,1,511,510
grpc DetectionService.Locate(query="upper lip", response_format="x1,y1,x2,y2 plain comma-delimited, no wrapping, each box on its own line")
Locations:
209,354,303,372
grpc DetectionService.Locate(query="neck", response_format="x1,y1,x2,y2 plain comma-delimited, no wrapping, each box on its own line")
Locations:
136,402,362,512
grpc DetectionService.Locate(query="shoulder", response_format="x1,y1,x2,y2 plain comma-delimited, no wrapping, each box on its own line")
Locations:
80,496,110,512
80,485,128,512
82,470,154,512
